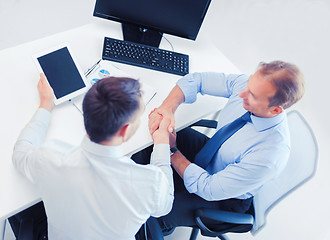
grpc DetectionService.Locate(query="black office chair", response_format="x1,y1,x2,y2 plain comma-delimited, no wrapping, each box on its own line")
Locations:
188,206,254,240
147,110,318,240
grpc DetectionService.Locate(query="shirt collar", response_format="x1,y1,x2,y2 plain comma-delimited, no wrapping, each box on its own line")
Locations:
81,135,123,158
250,111,286,132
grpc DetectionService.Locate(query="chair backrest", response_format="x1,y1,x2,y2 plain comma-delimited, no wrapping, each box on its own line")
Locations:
1,220,6,240
251,110,318,234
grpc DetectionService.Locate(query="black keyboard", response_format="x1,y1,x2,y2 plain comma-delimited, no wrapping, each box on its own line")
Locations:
102,37,189,76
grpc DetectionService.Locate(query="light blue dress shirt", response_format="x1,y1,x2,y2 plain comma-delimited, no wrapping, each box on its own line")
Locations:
177,72,290,201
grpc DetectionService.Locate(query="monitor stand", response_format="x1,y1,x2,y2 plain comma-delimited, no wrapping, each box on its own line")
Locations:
121,23,163,48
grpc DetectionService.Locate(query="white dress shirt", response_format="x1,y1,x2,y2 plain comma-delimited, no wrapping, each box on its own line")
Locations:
12,108,174,240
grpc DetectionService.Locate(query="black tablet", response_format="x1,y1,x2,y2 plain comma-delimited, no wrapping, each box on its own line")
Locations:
33,43,89,105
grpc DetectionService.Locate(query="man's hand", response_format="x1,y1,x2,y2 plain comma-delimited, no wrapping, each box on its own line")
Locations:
37,73,55,112
149,108,175,135
148,85,184,135
152,116,172,145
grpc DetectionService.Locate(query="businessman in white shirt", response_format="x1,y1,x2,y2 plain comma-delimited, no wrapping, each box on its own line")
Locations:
10,74,174,240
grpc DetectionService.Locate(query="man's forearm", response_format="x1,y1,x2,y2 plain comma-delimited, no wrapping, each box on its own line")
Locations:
160,85,185,113
170,150,191,179
12,108,51,180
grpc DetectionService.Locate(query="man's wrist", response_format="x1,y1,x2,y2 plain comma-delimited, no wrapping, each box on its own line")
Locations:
39,102,54,112
169,148,190,179
153,134,170,145
170,146,178,156
162,104,175,115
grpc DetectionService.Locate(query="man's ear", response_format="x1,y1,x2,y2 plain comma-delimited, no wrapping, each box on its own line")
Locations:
118,124,130,141
270,106,283,115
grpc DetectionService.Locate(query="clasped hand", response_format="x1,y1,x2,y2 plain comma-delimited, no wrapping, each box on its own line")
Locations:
149,108,176,147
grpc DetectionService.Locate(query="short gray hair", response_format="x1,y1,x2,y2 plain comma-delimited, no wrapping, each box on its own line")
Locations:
258,61,305,109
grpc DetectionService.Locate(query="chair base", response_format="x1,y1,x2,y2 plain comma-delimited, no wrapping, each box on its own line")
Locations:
190,228,229,240
190,228,199,240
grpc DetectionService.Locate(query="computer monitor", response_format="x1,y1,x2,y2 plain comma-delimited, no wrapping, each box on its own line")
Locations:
93,0,212,48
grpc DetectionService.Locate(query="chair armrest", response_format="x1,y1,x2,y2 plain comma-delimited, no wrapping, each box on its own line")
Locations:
189,119,218,129
196,208,254,224
194,208,254,237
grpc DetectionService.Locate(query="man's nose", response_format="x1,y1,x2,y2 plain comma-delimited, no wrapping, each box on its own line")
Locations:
238,89,247,98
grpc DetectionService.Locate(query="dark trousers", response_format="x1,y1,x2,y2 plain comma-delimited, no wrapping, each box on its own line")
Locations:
132,127,253,230
9,201,48,240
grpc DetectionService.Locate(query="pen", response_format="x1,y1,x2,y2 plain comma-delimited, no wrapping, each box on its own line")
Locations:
85,59,101,77
145,92,157,106
68,99,83,114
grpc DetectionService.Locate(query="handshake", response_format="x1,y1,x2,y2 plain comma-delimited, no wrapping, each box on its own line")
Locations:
148,107,176,148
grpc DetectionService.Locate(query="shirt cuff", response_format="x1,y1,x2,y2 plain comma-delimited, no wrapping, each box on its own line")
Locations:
183,163,206,193
150,144,170,166
35,108,52,124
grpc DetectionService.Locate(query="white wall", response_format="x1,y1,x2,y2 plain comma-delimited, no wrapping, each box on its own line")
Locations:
202,1,330,239
1,0,329,239
0,0,94,50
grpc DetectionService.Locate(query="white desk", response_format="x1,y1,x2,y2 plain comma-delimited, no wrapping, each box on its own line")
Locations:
0,20,239,221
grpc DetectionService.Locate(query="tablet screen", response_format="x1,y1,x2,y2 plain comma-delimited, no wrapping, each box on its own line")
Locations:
37,47,86,99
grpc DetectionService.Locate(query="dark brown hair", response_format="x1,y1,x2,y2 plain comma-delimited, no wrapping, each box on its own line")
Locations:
82,77,141,143
258,61,305,109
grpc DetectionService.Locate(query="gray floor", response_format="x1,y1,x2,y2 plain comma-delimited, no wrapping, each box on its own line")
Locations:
1,0,330,239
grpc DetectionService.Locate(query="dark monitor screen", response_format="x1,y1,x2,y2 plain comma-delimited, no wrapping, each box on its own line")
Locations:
93,0,211,47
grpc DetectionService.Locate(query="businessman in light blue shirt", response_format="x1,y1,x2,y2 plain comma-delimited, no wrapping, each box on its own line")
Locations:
143,60,305,231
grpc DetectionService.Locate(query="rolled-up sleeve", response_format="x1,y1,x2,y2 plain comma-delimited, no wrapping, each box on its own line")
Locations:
183,162,274,201
177,72,246,103
183,145,289,201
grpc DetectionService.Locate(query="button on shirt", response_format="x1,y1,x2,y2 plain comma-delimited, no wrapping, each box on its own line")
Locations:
177,72,290,201
12,108,174,240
